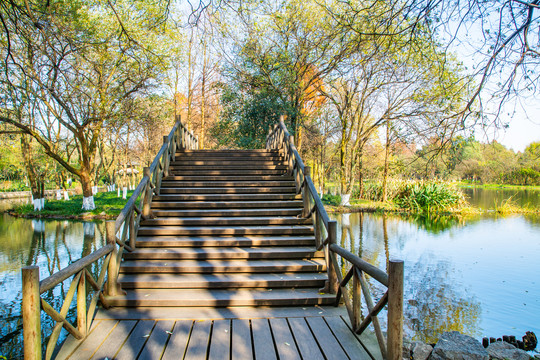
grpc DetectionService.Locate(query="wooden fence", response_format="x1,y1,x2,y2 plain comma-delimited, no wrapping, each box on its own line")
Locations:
21,116,198,360
266,116,404,360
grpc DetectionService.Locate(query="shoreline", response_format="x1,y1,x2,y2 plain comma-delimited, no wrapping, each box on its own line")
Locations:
5,209,117,220
5,204,538,221
325,203,539,216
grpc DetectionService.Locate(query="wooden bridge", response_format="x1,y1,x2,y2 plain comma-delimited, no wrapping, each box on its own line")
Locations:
21,117,404,359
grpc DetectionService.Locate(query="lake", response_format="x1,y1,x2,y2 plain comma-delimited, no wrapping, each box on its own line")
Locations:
331,211,540,345
0,187,539,357
462,186,540,209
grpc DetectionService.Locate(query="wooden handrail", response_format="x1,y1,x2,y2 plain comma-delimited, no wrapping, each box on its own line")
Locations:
328,244,389,286
115,176,149,233
266,116,404,360
39,244,114,294
22,116,199,360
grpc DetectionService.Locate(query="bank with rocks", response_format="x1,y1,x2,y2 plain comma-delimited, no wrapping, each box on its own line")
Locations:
403,331,538,360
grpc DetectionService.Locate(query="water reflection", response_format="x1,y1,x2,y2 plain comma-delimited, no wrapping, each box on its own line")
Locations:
406,260,481,344
463,187,540,209
0,215,105,359
332,212,540,343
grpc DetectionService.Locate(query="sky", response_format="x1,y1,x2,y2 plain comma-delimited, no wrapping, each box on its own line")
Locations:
442,7,540,153
477,100,540,153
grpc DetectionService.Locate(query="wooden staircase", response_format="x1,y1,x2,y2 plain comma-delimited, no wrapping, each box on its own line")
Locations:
107,149,334,307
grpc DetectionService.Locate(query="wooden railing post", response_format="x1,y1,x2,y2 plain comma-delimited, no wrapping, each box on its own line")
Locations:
266,126,272,149
180,123,185,150
129,211,136,250
387,260,404,360
105,221,122,296
163,136,170,178
142,167,154,219
288,136,295,177
302,166,311,217
352,269,361,331
327,221,338,294
176,119,182,152
77,270,86,336
22,266,42,360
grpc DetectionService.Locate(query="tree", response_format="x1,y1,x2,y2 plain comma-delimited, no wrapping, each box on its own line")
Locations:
0,0,173,209
215,0,350,151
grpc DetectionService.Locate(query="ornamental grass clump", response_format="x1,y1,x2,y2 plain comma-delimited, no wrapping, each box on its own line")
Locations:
394,181,467,212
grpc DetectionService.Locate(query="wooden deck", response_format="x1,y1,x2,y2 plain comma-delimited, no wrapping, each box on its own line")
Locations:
56,307,382,359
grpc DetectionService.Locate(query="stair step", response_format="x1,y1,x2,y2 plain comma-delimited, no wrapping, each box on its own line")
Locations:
149,200,303,209
151,208,303,217
137,226,313,237
135,235,316,248
137,225,314,236
105,288,335,307
163,175,292,181
159,187,296,194
160,181,295,188
152,194,300,202
172,160,284,166
123,246,324,260
176,149,280,156
140,216,311,227
170,169,287,175
119,259,326,273
118,273,328,289
170,164,288,169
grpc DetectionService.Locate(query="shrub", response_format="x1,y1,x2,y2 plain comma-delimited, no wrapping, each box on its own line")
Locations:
394,181,466,212
322,193,341,206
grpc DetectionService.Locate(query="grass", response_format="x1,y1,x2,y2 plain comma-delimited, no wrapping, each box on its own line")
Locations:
10,191,133,219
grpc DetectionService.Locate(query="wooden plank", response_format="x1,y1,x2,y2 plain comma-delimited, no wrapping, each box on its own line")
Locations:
231,319,253,360
63,320,117,359
55,320,102,360
118,272,327,289
269,318,301,360
208,320,231,360
95,305,348,321
251,319,277,360
306,317,348,360
287,317,325,360
105,288,334,307
89,320,137,360
138,320,175,360
119,259,325,273
324,316,371,360
161,320,193,360
184,320,212,360
122,246,322,260
114,320,155,360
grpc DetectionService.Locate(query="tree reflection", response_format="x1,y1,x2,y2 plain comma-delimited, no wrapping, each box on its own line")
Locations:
405,260,481,343
0,217,105,359
406,213,465,233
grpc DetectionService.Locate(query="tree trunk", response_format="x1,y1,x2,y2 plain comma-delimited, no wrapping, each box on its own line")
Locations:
187,30,194,128
339,128,351,206
21,135,45,211
80,170,95,210
358,150,364,199
200,37,208,149
382,120,391,202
